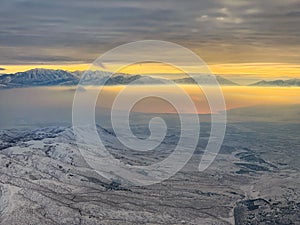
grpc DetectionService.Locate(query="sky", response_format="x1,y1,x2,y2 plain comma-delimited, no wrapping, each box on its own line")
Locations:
0,0,300,82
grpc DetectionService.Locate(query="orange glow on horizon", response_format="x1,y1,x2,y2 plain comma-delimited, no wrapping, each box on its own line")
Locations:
210,63,300,78
91,85,300,114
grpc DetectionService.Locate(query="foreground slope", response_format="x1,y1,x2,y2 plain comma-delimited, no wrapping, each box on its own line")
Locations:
0,122,299,224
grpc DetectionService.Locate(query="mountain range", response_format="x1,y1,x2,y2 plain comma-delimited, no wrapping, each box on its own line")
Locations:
1,68,299,88
0,69,240,88
250,79,300,87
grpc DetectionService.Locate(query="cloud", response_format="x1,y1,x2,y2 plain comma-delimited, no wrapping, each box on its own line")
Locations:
0,68,5,71
0,0,299,64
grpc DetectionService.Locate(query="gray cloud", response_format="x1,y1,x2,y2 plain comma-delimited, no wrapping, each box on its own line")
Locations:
0,0,299,64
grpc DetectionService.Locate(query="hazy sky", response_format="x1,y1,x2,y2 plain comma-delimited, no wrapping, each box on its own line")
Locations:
0,0,300,80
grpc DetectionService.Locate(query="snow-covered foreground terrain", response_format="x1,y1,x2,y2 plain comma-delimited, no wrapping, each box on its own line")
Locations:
0,123,299,224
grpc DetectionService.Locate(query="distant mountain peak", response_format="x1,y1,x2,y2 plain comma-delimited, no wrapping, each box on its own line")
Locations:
173,75,239,86
250,78,300,87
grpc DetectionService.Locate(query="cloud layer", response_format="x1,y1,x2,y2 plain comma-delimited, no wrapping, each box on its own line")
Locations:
0,0,299,64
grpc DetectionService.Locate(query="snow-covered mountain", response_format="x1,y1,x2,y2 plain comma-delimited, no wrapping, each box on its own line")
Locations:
0,68,240,88
0,69,80,88
78,70,168,85
0,69,168,88
250,78,300,86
